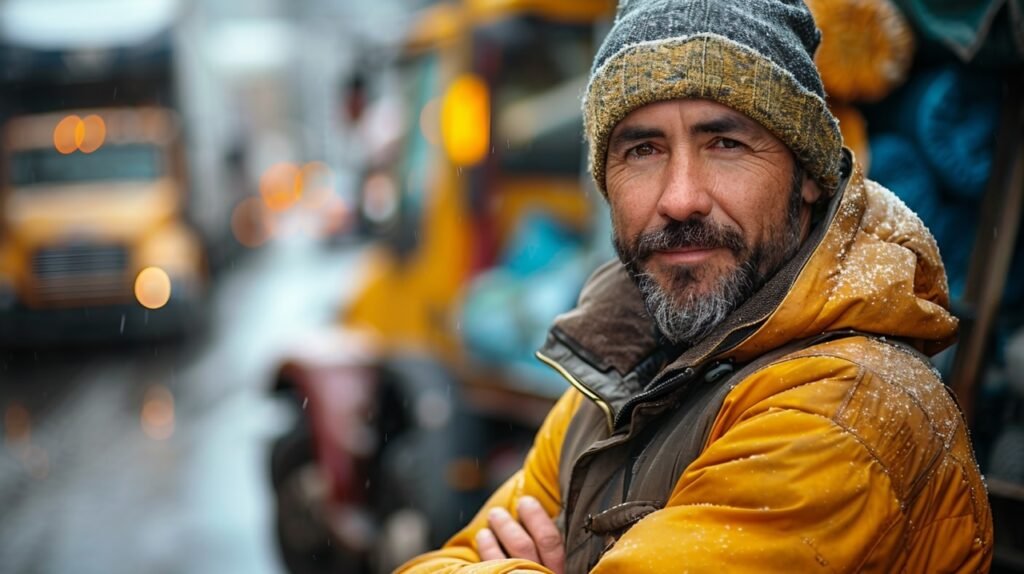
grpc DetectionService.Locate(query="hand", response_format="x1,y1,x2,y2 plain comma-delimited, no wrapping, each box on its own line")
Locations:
475,496,565,574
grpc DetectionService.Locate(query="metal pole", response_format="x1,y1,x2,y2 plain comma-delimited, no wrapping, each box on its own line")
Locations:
949,74,1024,426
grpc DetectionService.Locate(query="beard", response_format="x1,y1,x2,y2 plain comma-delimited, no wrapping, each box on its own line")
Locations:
614,170,805,345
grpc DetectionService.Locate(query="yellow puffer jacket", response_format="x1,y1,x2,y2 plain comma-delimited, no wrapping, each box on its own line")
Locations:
397,160,993,573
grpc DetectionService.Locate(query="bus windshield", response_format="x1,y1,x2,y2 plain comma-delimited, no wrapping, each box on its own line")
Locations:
9,143,165,188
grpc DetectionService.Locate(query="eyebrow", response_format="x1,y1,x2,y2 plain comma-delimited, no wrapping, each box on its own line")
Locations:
608,126,665,151
690,115,755,137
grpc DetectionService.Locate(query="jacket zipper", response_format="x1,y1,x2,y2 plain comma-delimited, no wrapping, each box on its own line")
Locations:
611,336,749,429
614,367,697,428
610,334,747,429
536,351,614,434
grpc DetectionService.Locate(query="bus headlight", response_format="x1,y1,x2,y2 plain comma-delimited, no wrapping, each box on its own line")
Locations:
134,266,172,310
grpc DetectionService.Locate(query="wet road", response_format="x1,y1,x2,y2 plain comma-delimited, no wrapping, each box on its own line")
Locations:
0,235,367,574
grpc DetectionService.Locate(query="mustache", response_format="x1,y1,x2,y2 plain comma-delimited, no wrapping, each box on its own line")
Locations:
629,219,746,263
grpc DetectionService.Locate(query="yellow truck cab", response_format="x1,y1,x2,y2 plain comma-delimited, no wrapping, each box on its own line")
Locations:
346,0,614,363
0,107,205,342
268,2,616,572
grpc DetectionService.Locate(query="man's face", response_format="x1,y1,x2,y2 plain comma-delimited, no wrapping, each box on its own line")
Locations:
606,99,822,344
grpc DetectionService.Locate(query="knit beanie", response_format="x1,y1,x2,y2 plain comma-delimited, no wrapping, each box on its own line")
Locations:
584,0,844,194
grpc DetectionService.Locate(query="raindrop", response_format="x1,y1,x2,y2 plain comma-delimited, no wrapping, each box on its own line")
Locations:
119,314,126,335
302,397,309,410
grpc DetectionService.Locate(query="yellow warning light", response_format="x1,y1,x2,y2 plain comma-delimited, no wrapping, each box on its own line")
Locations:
441,74,490,166
134,266,172,310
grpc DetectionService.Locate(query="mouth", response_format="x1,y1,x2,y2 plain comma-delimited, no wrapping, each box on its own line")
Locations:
652,246,729,265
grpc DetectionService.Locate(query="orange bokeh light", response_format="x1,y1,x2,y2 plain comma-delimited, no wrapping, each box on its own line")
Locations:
297,161,336,209
260,162,303,212
231,196,276,248
134,266,172,310
4,403,31,446
318,195,351,237
53,114,107,154
53,115,81,154
79,114,107,153
141,385,175,441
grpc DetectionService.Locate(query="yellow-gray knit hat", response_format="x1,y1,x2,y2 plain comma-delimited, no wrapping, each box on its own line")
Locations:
584,0,843,194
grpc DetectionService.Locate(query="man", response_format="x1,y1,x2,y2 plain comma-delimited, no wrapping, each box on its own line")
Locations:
398,0,993,571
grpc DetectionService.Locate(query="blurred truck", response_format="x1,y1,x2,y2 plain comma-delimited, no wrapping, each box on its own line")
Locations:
0,106,205,342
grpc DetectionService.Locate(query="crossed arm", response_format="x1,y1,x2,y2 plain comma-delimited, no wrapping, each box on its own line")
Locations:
395,368,963,573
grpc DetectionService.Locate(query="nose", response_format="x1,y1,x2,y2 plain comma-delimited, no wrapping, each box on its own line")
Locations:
656,153,714,222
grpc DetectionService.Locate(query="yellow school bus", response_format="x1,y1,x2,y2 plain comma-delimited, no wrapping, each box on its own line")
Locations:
0,107,205,342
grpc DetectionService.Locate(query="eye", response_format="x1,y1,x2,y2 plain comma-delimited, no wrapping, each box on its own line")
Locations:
711,138,743,150
626,142,657,159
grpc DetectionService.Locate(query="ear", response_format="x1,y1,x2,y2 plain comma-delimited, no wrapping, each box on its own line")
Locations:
801,173,823,205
